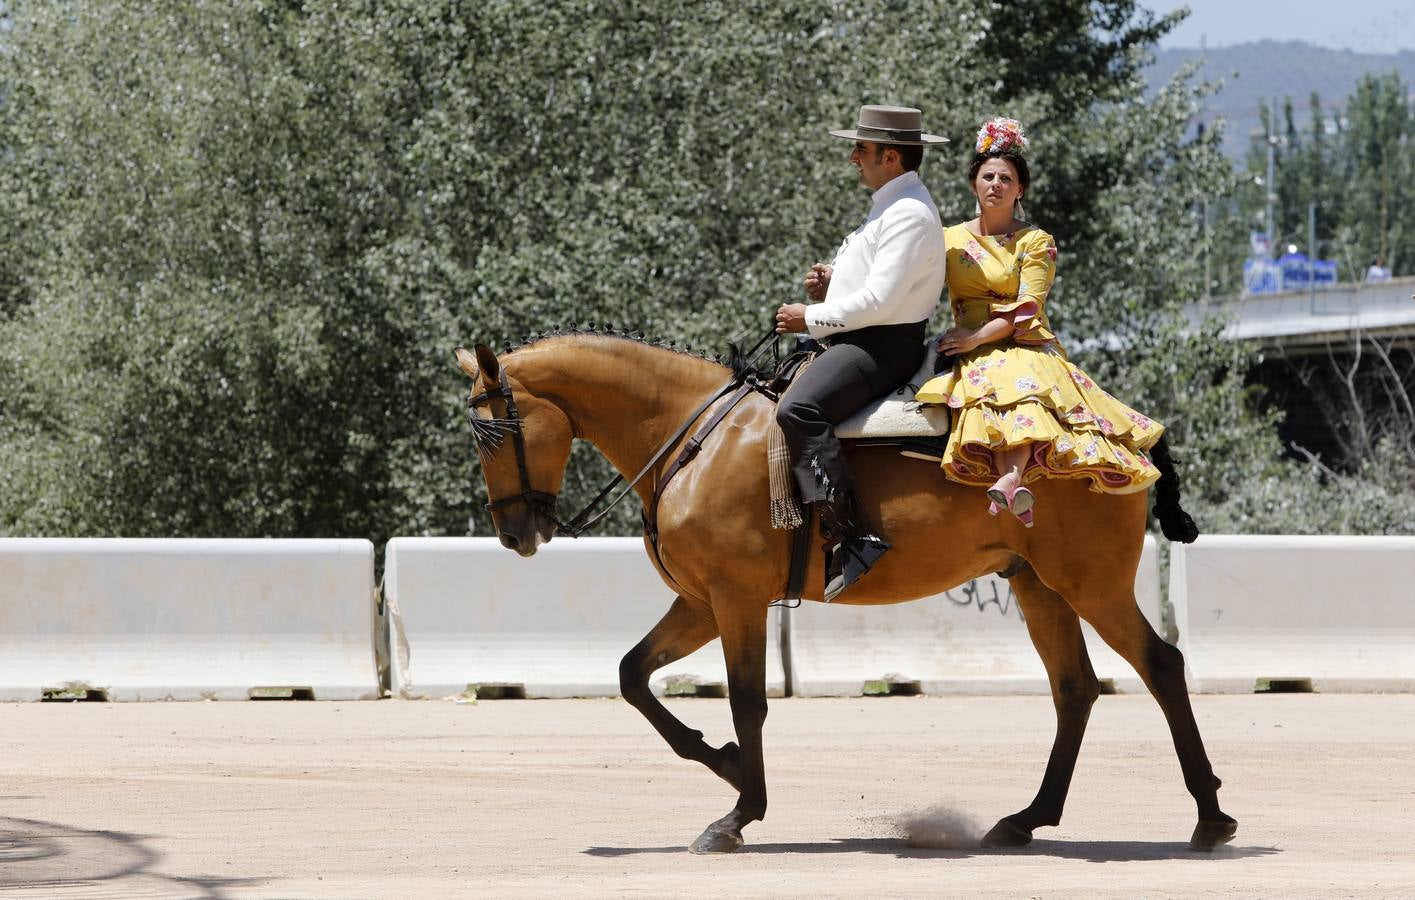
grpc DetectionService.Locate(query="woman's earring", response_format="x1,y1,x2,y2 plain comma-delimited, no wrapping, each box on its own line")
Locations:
1016,199,1026,220
973,198,981,216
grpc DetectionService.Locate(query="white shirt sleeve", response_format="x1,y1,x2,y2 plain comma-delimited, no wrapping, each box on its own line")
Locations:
805,203,938,339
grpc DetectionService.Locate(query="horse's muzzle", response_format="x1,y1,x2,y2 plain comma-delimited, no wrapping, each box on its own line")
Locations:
499,530,540,557
497,510,556,557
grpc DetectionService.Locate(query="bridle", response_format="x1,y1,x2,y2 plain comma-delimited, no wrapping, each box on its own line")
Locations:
466,327,785,539
467,365,749,539
466,368,563,527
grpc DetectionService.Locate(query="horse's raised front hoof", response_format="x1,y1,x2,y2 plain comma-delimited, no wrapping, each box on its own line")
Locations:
980,816,1034,849
1189,815,1238,851
689,822,744,854
715,741,744,792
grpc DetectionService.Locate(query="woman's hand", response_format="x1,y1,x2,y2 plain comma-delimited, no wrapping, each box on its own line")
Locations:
936,326,981,356
803,263,832,301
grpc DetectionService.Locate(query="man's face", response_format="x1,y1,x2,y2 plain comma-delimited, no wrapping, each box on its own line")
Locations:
850,140,897,190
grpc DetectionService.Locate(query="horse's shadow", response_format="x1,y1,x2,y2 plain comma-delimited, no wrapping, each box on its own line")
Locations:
585,837,1281,862
0,816,265,897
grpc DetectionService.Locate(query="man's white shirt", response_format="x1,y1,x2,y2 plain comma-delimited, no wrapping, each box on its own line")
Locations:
804,170,945,340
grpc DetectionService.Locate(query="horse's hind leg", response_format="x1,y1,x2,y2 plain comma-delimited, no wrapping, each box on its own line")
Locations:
689,600,770,855
983,564,1101,849
1069,585,1237,850
619,595,743,790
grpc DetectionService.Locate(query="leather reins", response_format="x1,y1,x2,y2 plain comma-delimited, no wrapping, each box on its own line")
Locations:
468,367,755,539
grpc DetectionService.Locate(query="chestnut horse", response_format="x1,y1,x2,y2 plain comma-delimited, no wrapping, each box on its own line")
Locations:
454,332,1236,854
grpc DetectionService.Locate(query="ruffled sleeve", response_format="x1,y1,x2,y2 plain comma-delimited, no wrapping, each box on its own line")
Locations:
988,228,1057,345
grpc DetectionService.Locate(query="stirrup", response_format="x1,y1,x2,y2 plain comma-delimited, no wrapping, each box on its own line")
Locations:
823,534,891,602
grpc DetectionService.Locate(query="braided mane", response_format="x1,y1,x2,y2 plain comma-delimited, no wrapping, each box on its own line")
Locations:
498,323,728,366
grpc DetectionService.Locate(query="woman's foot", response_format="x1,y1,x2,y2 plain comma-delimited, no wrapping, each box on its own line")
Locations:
986,470,1035,527
986,470,1019,511
1009,486,1035,528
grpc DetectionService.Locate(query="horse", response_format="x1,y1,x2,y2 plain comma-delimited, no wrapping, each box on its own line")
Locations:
454,331,1237,855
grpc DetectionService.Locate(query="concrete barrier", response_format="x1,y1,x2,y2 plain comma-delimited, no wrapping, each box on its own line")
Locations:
786,536,1164,696
383,537,786,698
1172,535,1415,692
0,538,378,701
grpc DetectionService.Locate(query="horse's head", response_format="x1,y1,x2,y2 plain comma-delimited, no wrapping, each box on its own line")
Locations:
456,344,573,557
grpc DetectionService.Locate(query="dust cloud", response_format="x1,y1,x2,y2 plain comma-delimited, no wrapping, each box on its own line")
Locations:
896,804,985,849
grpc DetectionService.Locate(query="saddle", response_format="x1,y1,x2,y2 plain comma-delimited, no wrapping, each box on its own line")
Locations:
834,338,951,461
759,337,953,605
645,336,954,606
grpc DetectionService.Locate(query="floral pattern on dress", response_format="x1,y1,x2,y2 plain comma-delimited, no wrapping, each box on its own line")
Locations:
912,224,1164,495
966,367,993,389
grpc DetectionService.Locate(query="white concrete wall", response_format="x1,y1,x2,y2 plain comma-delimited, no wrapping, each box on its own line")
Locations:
8,533,1409,702
786,536,1164,696
384,537,786,698
0,539,379,701
1172,535,1415,692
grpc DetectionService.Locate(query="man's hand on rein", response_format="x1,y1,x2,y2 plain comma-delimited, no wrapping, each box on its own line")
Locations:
775,303,808,334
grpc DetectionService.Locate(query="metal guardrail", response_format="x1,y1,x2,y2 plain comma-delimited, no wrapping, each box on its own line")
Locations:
1184,275,1415,348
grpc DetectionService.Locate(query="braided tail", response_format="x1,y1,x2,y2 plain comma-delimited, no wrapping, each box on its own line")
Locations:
1150,435,1200,543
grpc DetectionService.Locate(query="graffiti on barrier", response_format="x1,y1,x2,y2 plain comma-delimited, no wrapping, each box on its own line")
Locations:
943,577,1023,620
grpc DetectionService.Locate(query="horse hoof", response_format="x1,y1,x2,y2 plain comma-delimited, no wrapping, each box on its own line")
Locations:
1189,816,1237,851
981,817,1034,849
690,824,744,854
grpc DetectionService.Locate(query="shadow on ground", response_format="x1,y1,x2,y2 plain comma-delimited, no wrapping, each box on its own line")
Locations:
0,816,264,898
586,837,1282,862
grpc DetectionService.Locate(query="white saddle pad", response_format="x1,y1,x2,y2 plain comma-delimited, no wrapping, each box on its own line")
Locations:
834,338,950,440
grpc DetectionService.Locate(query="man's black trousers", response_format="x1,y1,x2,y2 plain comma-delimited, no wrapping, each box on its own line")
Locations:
775,320,928,507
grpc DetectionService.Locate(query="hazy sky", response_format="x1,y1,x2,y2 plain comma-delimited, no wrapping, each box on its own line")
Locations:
1149,1,1415,54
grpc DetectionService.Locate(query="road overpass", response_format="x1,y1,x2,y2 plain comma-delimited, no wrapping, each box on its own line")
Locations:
1183,276,1415,350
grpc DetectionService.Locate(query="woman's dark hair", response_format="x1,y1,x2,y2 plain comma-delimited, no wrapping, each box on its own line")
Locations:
967,149,1030,194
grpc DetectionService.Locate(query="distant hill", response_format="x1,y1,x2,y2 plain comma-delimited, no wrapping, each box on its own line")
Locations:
1146,41,1415,163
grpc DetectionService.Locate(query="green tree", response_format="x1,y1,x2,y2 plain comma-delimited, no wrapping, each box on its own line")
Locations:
0,0,1298,539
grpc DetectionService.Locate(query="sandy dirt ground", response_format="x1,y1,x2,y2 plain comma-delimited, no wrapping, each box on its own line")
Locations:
2,694,1414,898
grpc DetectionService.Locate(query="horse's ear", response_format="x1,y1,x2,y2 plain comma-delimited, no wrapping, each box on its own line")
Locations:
454,347,480,380
473,343,501,381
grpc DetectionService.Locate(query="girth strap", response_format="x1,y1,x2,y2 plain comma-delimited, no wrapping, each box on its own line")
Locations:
650,381,758,507
641,380,761,595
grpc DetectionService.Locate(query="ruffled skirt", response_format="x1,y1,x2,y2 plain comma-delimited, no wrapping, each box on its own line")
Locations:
914,341,1163,494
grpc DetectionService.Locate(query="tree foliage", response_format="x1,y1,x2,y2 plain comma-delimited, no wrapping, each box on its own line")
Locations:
0,0,1330,538
1209,71,1413,291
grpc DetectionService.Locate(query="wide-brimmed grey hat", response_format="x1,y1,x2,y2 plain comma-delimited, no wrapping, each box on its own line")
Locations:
829,105,949,146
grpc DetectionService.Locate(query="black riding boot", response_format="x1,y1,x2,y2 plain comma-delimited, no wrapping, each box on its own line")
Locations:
815,490,890,602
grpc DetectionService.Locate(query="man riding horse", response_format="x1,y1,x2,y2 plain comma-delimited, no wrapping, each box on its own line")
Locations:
774,104,948,601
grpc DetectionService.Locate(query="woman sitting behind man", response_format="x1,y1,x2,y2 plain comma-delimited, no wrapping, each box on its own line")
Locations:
915,118,1163,526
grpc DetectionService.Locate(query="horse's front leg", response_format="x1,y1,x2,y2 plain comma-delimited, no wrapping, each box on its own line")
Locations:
619,595,743,789
689,600,770,854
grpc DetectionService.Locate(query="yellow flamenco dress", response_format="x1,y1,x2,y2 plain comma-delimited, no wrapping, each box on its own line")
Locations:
915,224,1163,494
